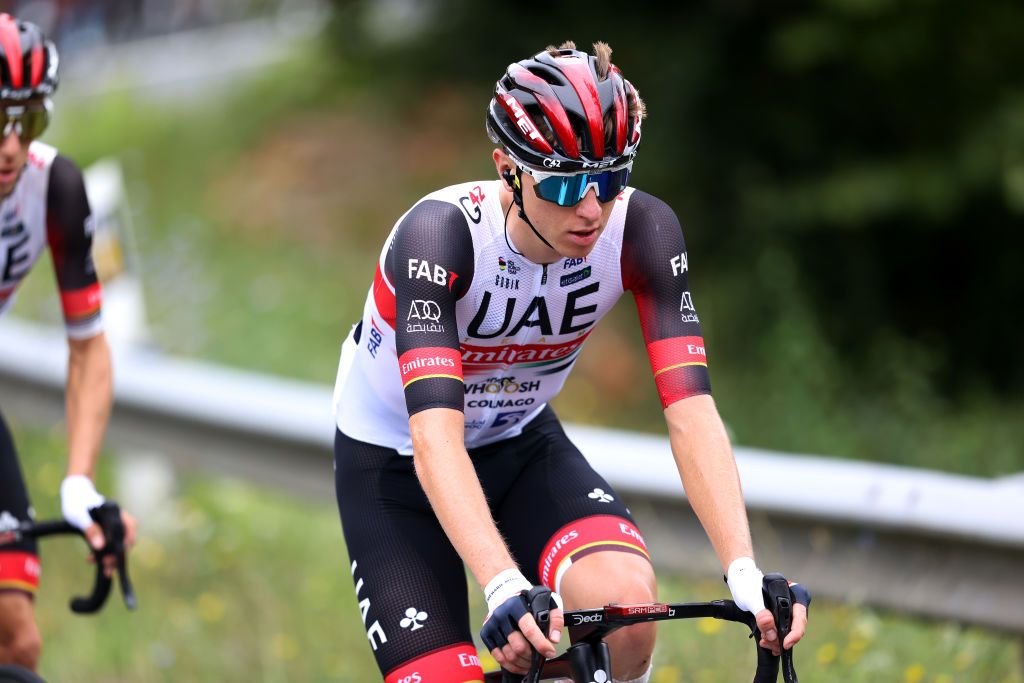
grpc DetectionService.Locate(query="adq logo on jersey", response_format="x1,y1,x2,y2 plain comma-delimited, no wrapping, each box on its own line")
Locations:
458,185,486,224
407,299,443,333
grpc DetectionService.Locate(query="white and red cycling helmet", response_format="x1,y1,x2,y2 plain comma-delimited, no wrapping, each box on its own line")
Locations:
0,13,59,101
486,41,643,173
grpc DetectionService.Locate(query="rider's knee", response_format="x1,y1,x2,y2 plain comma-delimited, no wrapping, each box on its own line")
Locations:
586,553,657,605
560,552,657,679
607,619,655,678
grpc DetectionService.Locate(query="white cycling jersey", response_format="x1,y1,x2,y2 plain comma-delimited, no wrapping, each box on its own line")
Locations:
334,180,710,454
0,141,102,338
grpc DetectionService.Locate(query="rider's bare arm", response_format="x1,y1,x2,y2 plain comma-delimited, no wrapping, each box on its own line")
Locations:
663,395,753,569
409,408,518,589
65,333,112,480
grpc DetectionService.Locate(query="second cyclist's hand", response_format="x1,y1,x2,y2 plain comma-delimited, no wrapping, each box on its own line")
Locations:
86,509,138,577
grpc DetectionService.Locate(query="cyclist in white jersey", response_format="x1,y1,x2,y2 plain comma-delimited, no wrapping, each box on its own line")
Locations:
0,15,136,672
333,41,807,683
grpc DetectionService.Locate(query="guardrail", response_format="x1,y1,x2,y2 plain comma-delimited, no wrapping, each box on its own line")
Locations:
2,317,1022,634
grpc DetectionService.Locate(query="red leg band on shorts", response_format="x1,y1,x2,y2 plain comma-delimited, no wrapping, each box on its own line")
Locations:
537,515,650,591
0,551,40,594
384,643,483,683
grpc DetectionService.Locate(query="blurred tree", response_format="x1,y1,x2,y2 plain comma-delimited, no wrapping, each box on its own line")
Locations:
325,0,1024,405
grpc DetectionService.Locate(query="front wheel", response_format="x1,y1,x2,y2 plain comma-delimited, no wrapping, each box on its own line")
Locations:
0,665,46,683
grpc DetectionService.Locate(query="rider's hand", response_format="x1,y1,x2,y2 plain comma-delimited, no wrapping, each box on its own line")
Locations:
776,582,810,652
61,475,105,543
61,476,138,575
727,558,811,656
480,569,563,674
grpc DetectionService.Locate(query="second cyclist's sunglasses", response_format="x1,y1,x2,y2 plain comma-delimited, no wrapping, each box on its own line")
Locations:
519,162,632,206
1,101,51,142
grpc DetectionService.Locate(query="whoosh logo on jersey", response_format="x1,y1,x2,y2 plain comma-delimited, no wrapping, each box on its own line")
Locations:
464,376,540,395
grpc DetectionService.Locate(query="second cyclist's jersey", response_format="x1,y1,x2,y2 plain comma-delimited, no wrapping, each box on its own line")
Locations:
0,141,103,338
334,180,710,454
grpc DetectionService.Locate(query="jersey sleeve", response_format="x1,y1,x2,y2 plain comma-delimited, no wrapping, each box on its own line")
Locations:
46,155,103,340
621,190,711,408
390,199,475,416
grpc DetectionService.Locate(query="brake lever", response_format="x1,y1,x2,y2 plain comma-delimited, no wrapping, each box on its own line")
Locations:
762,573,798,683
69,502,137,614
501,587,555,683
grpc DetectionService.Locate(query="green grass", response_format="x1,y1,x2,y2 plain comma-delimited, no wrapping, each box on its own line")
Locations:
7,424,1021,682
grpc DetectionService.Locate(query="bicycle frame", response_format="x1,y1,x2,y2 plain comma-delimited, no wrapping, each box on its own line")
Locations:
485,595,797,683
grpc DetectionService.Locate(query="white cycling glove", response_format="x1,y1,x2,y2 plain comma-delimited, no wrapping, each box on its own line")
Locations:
483,568,564,616
726,556,766,616
484,568,534,615
60,475,106,532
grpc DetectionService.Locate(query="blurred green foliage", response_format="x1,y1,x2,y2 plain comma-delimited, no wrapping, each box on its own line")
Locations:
13,1,1022,479
324,0,1024,473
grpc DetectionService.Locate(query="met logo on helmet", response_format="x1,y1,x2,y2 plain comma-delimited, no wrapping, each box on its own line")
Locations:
500,93,546,146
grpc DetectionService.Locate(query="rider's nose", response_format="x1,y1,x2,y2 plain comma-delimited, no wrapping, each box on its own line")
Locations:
576,189,602,221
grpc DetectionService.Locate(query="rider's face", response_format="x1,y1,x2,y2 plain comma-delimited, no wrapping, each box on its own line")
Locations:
0,100,34,198
494,149,619,261
518,171,617,259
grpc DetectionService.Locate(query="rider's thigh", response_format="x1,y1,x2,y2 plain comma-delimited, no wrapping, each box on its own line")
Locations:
0,413,39,559
334,429,484,683
0,592,41,671
560,551,657,681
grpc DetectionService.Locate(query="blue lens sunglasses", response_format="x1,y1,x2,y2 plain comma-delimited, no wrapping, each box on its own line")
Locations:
519,162,632,207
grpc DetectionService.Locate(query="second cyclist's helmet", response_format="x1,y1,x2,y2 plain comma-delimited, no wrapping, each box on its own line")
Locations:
0,13,59,100
486,41,643,173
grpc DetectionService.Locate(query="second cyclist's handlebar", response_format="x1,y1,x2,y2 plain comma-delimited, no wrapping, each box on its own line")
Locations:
0,501,136,614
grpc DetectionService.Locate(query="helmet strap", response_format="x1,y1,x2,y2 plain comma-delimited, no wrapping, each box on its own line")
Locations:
511,168,557,252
